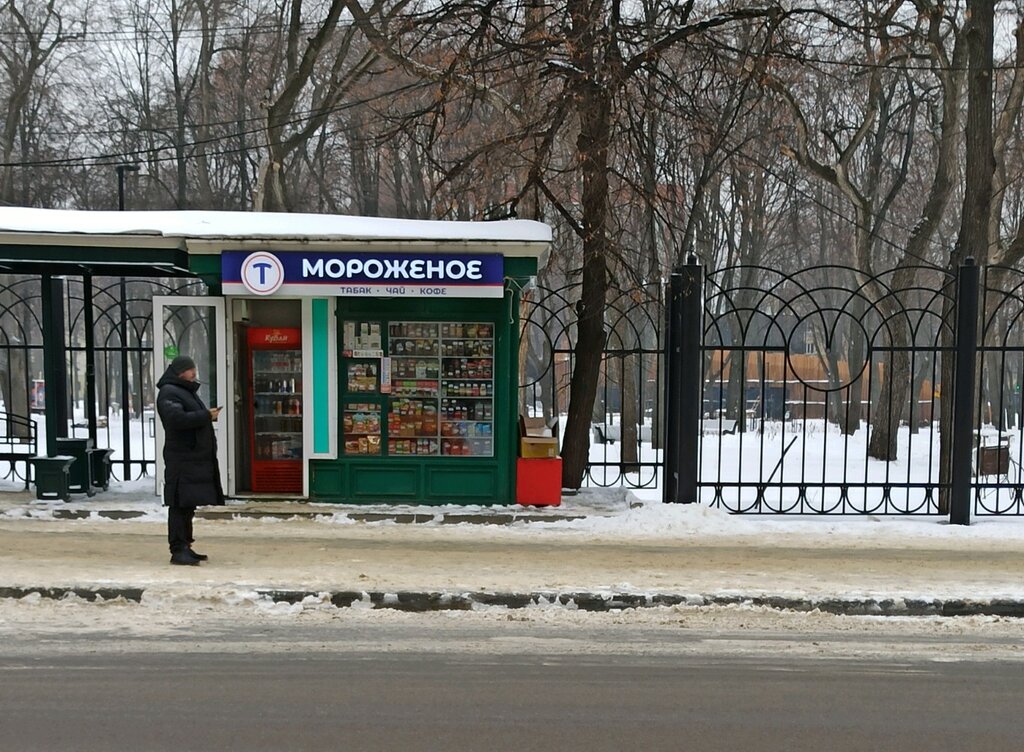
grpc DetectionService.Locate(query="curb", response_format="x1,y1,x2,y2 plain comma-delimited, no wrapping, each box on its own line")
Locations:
3,585,1024,618
43,509,586,525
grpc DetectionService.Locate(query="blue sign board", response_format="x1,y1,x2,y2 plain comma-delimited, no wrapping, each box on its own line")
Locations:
222,251,505,298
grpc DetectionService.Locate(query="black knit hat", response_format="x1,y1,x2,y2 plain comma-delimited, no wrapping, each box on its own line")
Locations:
170,355,197,375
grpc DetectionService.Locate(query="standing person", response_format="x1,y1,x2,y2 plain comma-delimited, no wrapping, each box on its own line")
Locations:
156,355,224,565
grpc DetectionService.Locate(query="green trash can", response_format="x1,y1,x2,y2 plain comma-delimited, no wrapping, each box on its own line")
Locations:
89,448,114,491
55,437,95,496
31,455,75,501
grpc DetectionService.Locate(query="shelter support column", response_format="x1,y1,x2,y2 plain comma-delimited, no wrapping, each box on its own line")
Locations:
40,274,69,457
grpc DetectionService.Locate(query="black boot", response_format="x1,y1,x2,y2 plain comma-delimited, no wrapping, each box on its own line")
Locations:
170,549,201,566
188,549,208,561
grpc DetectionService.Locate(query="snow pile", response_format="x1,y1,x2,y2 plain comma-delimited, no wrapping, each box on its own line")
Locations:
0,207,552,244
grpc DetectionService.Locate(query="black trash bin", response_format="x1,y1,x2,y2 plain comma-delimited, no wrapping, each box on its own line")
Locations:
89,448,114,491
55,437,95,496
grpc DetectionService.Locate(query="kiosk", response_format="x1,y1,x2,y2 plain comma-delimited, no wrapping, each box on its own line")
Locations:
198,215,550,505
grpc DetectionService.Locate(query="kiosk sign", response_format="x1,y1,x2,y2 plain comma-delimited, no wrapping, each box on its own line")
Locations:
222,251,504,298
239,251,286,295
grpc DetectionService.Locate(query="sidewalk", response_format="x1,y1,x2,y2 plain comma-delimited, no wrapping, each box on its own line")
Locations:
2,484,1024,617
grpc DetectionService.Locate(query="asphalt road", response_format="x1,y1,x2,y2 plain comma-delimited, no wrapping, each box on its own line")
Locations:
2,647,1022,751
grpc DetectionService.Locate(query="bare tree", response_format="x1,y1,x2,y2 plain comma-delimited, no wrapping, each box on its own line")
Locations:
767,1,965,460
253,0,380,211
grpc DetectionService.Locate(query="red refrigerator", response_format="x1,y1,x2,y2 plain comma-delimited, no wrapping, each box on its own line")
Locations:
248,327,303,493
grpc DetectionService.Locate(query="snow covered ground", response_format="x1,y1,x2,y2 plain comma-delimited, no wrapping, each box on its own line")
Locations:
6,412,1024,522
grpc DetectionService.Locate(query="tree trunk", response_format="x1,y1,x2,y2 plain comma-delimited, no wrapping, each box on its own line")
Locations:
561,81,612,489
843,297,866,435
867,347,910,460
620,348,639,471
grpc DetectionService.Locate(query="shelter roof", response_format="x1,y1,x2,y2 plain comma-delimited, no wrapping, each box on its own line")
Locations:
0,208,551,276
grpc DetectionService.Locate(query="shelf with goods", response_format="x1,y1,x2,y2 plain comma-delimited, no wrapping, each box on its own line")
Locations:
345,360,379,393
386,397,439,456
254,394,303,417
437,321,495,457
343,401,382,456
391,357,440,380
385,322,441,458
440,381,493,399
440,437,492,457
254,432,302,461
387,383,440,401
440,357,493,380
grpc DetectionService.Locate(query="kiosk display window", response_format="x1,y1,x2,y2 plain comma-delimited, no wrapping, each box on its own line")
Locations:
343,401,382,456
342,319,495,458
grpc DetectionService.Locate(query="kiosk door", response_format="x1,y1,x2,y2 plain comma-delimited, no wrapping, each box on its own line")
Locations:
153,296,228,495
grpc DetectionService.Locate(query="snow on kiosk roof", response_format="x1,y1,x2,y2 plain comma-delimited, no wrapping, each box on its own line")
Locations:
0,207,552,254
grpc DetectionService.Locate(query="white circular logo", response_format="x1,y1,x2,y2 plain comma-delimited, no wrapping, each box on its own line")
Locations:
240,252,285,295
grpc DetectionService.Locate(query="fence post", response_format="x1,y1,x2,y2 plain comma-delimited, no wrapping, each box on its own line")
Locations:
950,258,980,526
664,256,702,504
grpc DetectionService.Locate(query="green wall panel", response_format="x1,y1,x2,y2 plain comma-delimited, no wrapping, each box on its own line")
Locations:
425,466,498,498
349,463,419,498
310,462,343,498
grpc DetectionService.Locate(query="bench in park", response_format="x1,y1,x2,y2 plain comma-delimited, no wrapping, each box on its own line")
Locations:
591,424,654,444
0,412,37,490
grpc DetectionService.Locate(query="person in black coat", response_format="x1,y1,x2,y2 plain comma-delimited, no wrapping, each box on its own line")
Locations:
156,355,224,565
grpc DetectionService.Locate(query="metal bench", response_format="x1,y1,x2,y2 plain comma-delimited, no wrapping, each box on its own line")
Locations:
0,412,38,489
591,424,653,444
701,418,737,435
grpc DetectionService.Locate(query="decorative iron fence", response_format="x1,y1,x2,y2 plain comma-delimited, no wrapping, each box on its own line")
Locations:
518,281,664,489
694,263,956,514
662,259,1024,518
973,266,1024,515
0,274,204,485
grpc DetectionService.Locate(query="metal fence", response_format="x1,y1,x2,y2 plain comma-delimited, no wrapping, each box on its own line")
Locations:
6,261,1024,518
523,260,1024,518
0,274,204,484
518,281,664,489
669,259,1024,518
692,263,955,514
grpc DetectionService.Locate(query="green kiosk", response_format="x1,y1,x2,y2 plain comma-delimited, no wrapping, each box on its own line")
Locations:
210,215,551,505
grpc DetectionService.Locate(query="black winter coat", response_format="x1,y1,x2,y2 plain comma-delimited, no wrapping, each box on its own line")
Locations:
156,366,225,509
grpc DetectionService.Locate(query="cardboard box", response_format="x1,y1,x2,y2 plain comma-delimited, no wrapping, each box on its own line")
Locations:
516,457,562,506
519,415,559,458
520,436,559,459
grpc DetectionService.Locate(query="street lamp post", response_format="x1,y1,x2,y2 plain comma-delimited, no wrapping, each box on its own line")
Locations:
115,163,140,211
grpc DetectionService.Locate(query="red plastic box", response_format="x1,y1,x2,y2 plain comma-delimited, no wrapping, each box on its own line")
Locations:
516,457,562,506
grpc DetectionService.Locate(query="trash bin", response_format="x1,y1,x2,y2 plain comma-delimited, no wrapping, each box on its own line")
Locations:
89,448,114,491
55,437,95,496
31,455,75,501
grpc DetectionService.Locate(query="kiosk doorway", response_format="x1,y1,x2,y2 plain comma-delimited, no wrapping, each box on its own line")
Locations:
152,296,229,496
231,298,304,496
